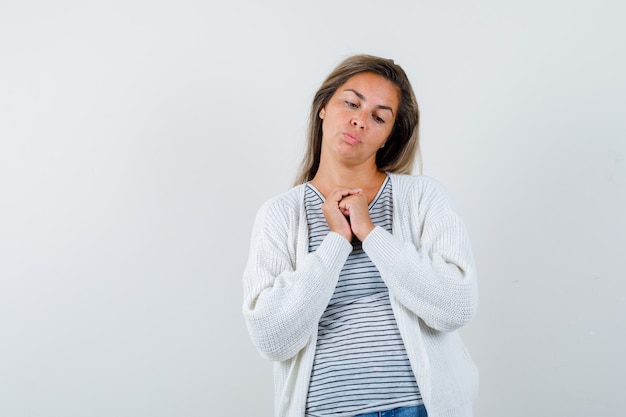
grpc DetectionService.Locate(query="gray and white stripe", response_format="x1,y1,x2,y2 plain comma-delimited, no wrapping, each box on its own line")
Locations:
305,177,422,416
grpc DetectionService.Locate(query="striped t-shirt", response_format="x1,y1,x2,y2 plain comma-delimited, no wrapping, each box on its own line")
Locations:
304,176,422,417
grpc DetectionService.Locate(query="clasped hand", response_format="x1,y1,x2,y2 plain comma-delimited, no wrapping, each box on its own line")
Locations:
321,188,375,242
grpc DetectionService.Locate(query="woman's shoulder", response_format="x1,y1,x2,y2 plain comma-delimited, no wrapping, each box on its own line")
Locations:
387,172,449,198
387,173,458,221
255,184,306,220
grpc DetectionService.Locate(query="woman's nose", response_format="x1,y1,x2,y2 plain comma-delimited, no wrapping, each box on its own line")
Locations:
351,117,365,129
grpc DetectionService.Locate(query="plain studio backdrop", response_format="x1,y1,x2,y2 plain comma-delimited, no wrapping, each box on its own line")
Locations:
1,1,624,416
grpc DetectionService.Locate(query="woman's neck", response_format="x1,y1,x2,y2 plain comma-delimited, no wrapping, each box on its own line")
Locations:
310,161,386,203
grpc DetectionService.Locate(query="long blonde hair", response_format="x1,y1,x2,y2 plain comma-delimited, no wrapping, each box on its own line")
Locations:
294,54,421,185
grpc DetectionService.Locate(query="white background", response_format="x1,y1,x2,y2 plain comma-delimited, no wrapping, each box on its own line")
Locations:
1,1,625,416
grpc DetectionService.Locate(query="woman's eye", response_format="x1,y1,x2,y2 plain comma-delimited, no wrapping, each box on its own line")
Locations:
345,101,358,108
373,115,385,124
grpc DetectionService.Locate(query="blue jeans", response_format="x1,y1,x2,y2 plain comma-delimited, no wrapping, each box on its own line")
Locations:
354,404,427,417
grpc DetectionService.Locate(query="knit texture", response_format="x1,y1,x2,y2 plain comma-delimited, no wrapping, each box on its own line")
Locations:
242,173,479,417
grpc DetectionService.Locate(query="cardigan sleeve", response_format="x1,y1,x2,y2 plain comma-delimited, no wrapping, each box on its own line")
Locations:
242,198,352,361
362,178,478,332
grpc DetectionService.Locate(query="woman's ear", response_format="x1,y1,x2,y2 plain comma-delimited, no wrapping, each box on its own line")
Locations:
319,107,326,119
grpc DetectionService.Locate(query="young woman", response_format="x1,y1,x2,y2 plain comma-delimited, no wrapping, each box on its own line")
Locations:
242,54,479,417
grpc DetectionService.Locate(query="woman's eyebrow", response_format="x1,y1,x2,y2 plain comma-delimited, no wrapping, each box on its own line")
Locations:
344,88,395,115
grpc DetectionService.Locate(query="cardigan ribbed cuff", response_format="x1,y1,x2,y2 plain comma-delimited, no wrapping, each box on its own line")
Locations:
361,225,405,272
315,231,353,271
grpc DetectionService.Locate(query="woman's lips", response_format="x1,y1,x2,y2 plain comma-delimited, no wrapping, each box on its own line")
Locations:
342,133,361,144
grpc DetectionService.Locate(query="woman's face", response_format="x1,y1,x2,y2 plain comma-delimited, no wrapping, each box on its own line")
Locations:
319,71,400,168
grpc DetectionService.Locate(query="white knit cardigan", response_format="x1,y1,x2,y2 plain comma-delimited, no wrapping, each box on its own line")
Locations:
242,173,479,417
